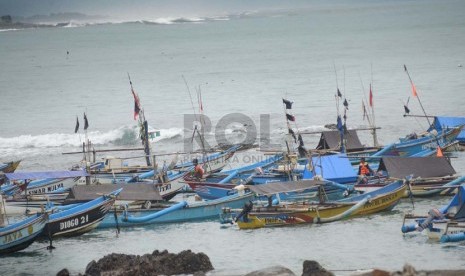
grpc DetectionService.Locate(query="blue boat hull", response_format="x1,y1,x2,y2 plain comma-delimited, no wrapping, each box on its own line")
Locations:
98,193,255,228
0,213,47,254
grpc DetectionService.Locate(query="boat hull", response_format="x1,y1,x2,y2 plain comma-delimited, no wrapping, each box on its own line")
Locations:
0,213,47,254
235,181,406,229
98,193,255,228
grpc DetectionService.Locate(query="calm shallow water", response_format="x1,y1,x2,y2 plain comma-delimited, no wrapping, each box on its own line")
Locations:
1,0,465,274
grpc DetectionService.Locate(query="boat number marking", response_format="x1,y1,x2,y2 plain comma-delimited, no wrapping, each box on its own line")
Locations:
60,215,89,231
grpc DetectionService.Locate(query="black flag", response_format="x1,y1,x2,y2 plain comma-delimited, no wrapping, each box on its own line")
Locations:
288,128,297,143
404,105,410,115
337,88,342,98
84,113,89,130
282,98,293,109
286,113,295,122
343,98,349,110
298,134,304,147
74,116,79,133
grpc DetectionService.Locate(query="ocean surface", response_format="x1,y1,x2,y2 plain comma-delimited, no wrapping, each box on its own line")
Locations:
1,0,465,275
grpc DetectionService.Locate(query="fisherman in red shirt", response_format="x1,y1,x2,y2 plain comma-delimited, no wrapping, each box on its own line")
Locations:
192,158,204,179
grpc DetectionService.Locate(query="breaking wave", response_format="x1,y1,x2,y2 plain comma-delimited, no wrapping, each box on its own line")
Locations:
0,126,184,149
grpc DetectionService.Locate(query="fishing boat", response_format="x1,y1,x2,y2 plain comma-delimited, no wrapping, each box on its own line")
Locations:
42,188,121,238
0,160,21,185
77,145,239,201
97,191,256,228
222,179,406,229
1,170,90,214
355,156,464,196
401,184,465,243
0,193,48,254
0,160,21,173
0,213,48,254
427,116,465,147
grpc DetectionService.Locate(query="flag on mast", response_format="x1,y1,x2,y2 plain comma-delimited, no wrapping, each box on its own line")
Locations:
369,84,373,107
132,88,141,120
282,98,293,109
74,116,79,133
362,101,367,120
411,83,418,97
84,113,89,130
286,113,295,122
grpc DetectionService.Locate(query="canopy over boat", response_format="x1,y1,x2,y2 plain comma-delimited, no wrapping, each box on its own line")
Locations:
378,156,456,179
428,116,465,144
316,130,364,151
4,170,88,181
245,179,326,196
303,153,357,183
66,183,163,202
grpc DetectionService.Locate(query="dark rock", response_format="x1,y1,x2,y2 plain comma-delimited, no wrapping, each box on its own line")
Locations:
84,249,213,276
302,260,334,276
56,268,70,276
245,265,296,276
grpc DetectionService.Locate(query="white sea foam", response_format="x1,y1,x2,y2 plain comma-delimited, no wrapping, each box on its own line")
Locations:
0,126,184,149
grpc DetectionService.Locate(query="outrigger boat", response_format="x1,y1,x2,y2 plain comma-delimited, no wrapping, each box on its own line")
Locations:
355,156,463,196
43,188,121,238
1,170,89,214
97,190,255,229
221,179,406,229
0,193,48,254
401,184,465,243
0,160,21,173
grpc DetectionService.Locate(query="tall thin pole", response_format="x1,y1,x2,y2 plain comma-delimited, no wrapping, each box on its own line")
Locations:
404,65,441,151
403,65,433,129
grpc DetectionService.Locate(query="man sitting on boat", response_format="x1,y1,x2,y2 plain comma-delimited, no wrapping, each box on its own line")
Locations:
358,157,374,177
192,158,205,179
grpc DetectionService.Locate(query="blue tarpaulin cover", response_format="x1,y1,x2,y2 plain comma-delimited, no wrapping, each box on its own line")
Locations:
429,116,465,143
303,153,357,183
5,170,88,180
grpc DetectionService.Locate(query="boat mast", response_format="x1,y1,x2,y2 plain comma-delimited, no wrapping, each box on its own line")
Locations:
128,74,152,166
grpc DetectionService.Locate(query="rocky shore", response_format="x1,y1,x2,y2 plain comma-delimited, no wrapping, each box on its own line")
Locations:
55,249,465,276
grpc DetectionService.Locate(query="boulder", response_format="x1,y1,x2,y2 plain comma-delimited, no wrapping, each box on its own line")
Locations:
245,265,296,276
302,260,334,276
84,249,213,276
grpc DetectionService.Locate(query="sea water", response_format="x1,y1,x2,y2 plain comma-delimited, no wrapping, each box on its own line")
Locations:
1,0,465,274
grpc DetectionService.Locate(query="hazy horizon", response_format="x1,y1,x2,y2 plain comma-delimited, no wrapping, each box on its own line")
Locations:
0,0,318,20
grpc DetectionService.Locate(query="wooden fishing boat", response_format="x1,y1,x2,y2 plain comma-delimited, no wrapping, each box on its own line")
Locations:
401,184,465,243
43,188,121,238
315,126,462,165
1,170,89,214
0,213,47,254
97,192,256,228
224,180,406,229
73,145,239,201
0,160,21,185
0,160,21,173
427,116,465,146
355,156,463,197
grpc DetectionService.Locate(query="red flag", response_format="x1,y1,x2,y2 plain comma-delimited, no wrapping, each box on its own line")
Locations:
132,88,141,120
286,113,295,122
436,146,444,157
369,84,373,107
411,83,418,97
